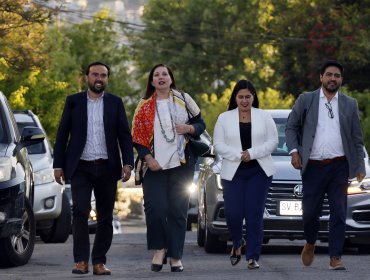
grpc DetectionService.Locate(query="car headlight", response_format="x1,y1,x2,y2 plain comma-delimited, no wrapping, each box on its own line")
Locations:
216,174,223,190
347,178,370,195
188,182,197,194
0,157,13,182
34,168,55,185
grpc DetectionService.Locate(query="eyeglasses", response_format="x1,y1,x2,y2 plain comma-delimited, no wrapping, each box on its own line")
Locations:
325,102,334,119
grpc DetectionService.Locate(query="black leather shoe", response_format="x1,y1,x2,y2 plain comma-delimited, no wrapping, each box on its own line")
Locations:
230,238,245,266
230,250,241,266
151,263,163,272
151,252,167,272
171,265,184,272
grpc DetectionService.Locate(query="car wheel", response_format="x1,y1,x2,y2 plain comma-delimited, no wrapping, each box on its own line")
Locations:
197,210,205,247
358,244,370,254
39,192,71,243
204,223,227,253
0,197,35,267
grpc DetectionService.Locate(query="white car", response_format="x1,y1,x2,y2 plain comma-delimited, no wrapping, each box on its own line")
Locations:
14,110,71,243
197,109,370,253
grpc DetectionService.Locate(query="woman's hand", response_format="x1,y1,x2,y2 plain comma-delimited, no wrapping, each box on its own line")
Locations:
175,123,194,135
145,154,162,171
241,150,251,162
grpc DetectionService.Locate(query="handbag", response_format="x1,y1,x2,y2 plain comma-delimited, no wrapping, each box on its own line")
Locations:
188,135,211,157
179,91,211,157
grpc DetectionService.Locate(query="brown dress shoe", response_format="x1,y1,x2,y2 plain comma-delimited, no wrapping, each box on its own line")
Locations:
301,243,315,266
72,261,89,274
93,263,111,275
329,256,346,270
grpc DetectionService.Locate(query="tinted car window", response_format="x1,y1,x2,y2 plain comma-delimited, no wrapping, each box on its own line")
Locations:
272,117,289,156
16,122,46,154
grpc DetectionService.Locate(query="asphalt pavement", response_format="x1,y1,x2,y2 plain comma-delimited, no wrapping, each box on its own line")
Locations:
1,218,370,280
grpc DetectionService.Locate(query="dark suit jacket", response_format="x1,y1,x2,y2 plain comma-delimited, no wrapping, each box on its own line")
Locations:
285,88,365,178
53,91,134,181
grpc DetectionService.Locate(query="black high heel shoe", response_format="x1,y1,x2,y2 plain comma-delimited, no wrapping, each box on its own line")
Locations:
170,265,184,272
230,238,245,266
151,252,167,272
170,259,184,272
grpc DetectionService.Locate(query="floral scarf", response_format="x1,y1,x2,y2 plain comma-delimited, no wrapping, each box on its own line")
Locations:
132,89,200,162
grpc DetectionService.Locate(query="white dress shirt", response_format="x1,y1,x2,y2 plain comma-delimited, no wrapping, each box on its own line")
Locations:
310,89,344,160
80,92,108,160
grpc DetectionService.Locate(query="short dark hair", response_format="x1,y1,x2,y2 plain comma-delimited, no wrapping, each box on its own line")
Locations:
227,79,259,110
144,64,176,99
85,61,110,77
320,60,344,76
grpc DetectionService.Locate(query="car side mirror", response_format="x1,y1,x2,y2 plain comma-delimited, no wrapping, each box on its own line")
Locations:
14,126,45,156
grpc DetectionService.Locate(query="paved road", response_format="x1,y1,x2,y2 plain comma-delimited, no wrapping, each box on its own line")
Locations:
1,219,370,280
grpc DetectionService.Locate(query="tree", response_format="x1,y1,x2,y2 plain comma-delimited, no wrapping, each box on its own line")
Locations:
268,0,370,96
126,0,269,98
0,0,55,94
60,10,137,118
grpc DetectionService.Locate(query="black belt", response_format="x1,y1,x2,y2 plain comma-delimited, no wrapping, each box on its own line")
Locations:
308,156,346,165
79,158,108,165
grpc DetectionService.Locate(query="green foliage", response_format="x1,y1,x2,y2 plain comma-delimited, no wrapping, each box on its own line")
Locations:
268,0,370,95
59,10,137,121
126,0,267,97
345,87,370,153
0,0,54,96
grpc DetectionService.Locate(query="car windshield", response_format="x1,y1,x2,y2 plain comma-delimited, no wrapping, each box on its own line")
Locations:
16,122,46,154
272,118,289,156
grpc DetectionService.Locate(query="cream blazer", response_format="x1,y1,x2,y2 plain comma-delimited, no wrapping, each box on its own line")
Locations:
213,107,278,180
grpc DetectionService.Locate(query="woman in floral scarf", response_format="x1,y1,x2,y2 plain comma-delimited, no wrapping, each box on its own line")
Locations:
132,64,205,273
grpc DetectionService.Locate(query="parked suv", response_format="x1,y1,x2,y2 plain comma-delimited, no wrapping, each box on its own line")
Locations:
0,92,45,267
197,109,370,253
13,110,71,243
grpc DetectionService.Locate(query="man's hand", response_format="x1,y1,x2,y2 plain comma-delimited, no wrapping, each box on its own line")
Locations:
54,169,65,185
291,152,302,170
356,172,365,183
121,165,132,182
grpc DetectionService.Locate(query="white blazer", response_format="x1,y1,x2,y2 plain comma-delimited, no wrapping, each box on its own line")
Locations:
213,107,278,180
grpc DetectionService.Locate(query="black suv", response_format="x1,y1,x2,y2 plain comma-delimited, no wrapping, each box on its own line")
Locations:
0,92,45,267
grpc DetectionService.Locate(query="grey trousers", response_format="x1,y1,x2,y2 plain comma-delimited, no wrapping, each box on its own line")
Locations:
142,164,194,259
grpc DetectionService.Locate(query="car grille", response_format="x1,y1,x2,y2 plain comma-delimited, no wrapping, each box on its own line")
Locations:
352,208,370,224
0,186,20,203
266,181,330,216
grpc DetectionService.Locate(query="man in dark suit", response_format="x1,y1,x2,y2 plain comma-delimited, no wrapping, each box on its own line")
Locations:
285,60,365,271
53,61,134,275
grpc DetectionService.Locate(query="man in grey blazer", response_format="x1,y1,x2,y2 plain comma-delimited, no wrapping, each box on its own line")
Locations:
285,60,365,270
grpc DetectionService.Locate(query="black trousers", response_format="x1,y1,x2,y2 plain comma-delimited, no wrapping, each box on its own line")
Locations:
71,161,116,264
302,159,349,257
142,164,194,259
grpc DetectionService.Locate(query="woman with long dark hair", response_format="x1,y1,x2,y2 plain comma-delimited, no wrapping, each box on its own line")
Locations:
213,79,278,269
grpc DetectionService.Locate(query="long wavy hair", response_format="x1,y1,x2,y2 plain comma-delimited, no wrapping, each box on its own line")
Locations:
227,79,259,111
144,64,176,99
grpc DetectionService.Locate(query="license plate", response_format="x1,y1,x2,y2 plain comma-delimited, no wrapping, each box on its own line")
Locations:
278,200,302,216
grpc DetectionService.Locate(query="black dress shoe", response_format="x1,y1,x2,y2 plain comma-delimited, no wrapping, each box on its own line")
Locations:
230,250,241,266
230,238,245,266
151,263,163,272
171,265,184,272
151,252,167,272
